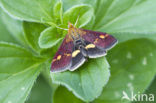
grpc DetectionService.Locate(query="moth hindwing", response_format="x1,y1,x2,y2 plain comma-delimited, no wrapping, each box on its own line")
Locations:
51,23,117,73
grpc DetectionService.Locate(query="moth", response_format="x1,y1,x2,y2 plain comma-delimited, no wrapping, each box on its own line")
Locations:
51,23,117,73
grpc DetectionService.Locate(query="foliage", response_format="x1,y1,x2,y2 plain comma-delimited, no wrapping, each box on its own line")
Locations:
0,0,156,103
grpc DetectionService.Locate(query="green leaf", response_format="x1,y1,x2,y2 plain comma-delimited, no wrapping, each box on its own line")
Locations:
25,75,53,103
0,42,45,103
39,27,62,48
0,42,42,74
93,0,156,42
137,77,156,103
0,9,18,43
63,4,94,28
62,0,96,11
144,77,156,96
0,0,56,23
51,57,110,102
53,1,63,24
112,32,156,43
0,63,42,103
1,10,27,45
53,86,84,103
94,39,156,103
23,22,46,52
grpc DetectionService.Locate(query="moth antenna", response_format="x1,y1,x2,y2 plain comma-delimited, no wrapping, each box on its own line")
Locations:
56,26,68,31
47,22,68,30
74,14,80,27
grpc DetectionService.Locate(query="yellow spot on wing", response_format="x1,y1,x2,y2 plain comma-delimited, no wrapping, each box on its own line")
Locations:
99,35,105,39
105,34,109,37
52,59,56,62
85,44,95,49
64,53,71,56
94,38,99,44
57,55,62,60
72,50,80,57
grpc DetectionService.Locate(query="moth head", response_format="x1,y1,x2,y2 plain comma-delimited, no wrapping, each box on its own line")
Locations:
68,22,76,35
68,22,74,28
